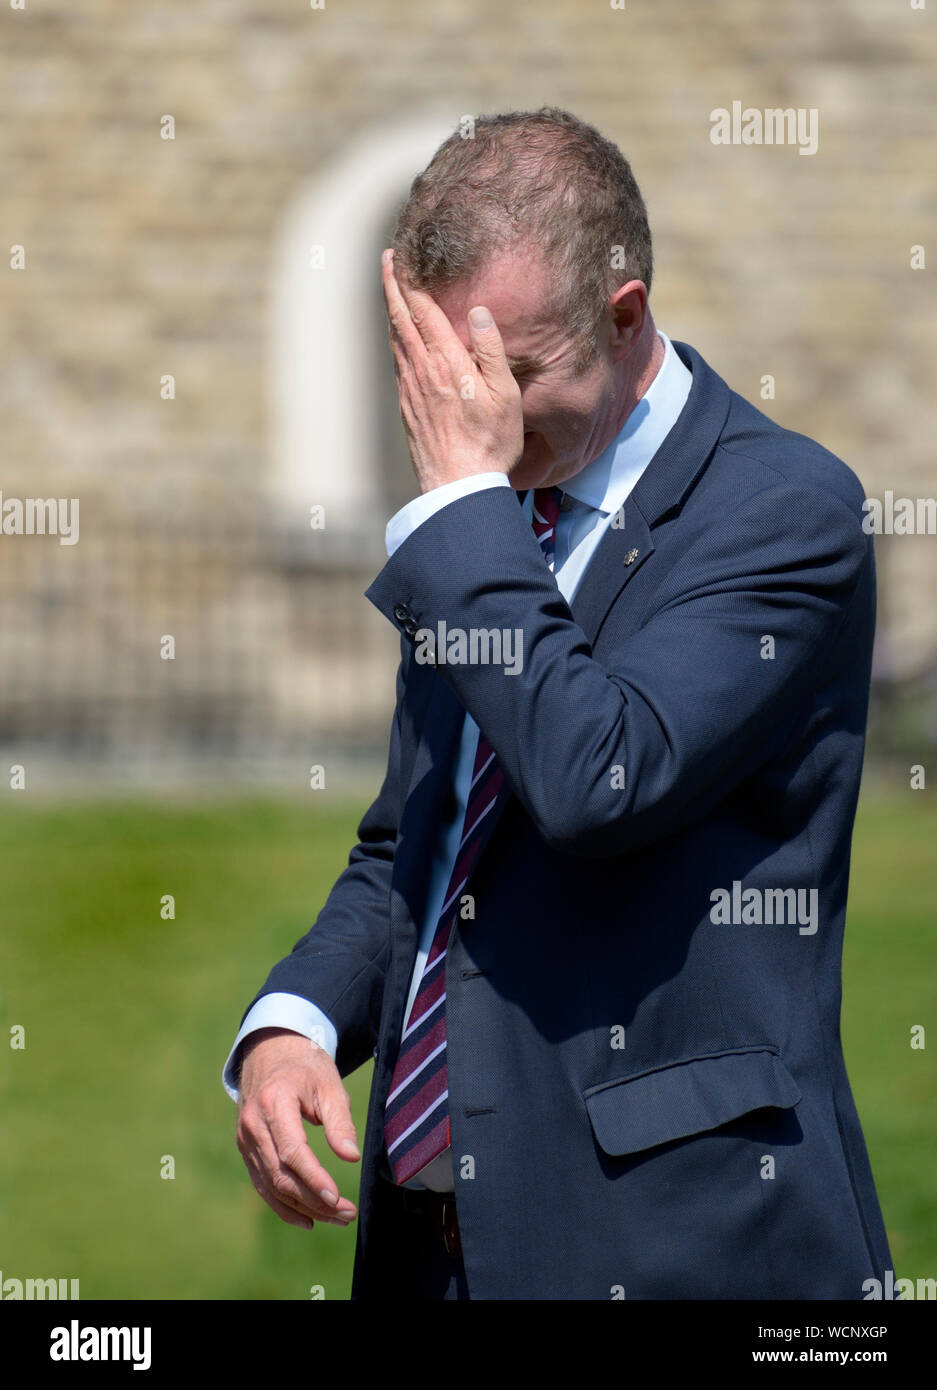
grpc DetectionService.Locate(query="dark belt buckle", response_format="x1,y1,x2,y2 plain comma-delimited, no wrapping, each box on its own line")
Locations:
440,1198,461,1258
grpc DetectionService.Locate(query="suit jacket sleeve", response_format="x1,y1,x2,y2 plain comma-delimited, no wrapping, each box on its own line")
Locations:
241,652,405,1077
364,478,872,858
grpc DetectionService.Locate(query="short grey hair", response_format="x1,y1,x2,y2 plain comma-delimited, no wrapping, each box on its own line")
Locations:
392,107,653,371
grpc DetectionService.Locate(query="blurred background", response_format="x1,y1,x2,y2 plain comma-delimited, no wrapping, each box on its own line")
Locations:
0,0,934,1299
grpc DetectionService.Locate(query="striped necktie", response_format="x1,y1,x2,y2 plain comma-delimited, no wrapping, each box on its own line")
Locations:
383,484,563,1185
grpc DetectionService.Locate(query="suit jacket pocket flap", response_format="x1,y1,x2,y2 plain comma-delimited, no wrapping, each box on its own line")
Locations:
583,1046,801,1157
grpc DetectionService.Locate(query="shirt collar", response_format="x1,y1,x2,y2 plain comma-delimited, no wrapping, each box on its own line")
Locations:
558,330,693,515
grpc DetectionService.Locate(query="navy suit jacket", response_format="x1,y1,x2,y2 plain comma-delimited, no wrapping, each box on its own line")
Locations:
248,340,893,1299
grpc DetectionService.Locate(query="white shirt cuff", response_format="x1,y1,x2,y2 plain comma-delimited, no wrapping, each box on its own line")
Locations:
221,993,339,1103
385,473,511,556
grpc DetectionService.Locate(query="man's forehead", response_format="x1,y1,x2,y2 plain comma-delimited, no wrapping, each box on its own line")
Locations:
429,252,562,361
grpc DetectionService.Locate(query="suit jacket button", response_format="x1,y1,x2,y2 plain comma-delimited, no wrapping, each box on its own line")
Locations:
393,603,411,621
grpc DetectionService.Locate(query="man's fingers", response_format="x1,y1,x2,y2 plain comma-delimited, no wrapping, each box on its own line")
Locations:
241,1139,354,1229
381,249,423,353
383,248,469,366
239,1092,357,1223
238,1111,324,1221
265,1095,357,1218
241,1144,315,1229
247,1123,357,1224
391,253,460,350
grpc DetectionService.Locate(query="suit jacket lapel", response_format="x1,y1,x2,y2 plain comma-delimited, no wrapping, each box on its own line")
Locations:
568,505,655,646
564,340,731,646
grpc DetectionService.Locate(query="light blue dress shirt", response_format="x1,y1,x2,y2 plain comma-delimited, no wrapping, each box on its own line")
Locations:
222,331,692,1190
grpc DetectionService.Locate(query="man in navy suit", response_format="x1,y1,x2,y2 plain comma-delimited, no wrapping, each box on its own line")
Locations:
224,108,893,1299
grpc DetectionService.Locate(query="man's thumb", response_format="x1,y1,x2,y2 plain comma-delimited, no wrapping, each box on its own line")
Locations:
467,305,506,375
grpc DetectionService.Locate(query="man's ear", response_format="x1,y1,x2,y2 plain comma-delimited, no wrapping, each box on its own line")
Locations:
608,280,648,353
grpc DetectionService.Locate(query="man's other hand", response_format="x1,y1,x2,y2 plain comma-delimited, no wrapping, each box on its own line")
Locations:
236,1027,360,1230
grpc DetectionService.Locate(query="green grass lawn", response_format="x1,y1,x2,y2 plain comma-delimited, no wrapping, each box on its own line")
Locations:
0,790,933,1299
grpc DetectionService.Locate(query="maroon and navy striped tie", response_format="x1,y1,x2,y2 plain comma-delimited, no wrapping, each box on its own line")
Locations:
383,484,562,1185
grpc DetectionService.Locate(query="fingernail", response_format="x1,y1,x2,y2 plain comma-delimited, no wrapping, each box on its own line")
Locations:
382,249,392,265
319,1188,338,1206
468,306,493,329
